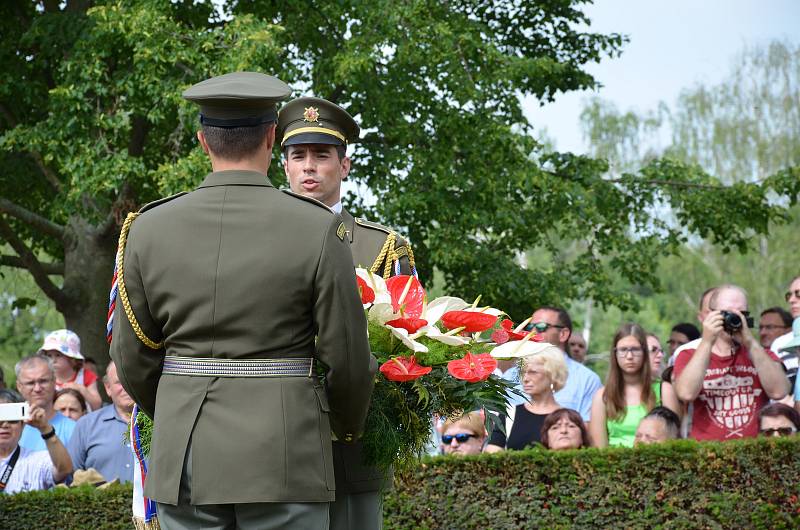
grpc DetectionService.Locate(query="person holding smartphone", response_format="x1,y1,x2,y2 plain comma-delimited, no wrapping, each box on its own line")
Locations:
0,389,73,494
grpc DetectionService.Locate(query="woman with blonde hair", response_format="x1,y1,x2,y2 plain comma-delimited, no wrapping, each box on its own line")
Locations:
485,344,568,451
590,323,658,447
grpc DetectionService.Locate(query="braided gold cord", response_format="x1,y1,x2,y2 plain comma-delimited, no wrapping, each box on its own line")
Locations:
384,246,397,279
370,232,395,279
117,213,164,350
407,243,416,270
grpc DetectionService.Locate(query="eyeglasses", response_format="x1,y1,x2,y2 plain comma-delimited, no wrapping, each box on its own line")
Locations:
442,433,476,444
785,289,800,302
759,427,797,437
614,347,644,358
18,378,54,389
0,419,23,426
759,324,789,331
524,322,566,333
649,346,663,354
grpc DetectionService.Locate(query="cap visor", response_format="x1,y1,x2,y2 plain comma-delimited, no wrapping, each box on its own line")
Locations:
283,132,344,147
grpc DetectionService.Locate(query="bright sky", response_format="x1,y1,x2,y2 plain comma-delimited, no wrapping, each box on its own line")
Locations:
523,0,800,154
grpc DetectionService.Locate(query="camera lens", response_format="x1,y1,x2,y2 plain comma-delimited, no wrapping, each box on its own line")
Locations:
721,311,742,333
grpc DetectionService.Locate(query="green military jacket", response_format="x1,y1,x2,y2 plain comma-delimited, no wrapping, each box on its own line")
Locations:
340,209,413,278
110,170,376,505
334,208,412,494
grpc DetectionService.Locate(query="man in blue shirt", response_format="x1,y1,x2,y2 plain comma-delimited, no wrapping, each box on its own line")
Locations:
68,361,134,483
503,307,601,422
15,355,76,451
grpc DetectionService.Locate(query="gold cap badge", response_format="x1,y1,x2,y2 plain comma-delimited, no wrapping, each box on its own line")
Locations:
303,106,320,123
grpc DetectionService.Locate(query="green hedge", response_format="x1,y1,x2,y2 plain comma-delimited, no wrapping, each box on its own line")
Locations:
2,438,799,529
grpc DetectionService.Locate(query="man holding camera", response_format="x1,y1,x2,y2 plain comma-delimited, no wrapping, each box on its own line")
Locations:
674,284,790,440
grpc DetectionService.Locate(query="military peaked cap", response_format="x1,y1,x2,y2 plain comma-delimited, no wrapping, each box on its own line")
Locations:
183,72,292,128
277,97,360,147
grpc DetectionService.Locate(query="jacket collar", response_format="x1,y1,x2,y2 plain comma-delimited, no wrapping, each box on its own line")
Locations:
197,170,275,189
340,208,355,243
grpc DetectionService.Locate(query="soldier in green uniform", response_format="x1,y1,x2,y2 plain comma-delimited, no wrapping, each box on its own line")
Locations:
277,96,416,530
110,73,376,530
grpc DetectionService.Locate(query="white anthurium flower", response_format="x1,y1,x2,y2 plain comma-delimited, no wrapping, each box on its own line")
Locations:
462,305,505,317
424,325,471,346
368,303,396,324
356,268,391,306
490,339,559,359
387,326,429,353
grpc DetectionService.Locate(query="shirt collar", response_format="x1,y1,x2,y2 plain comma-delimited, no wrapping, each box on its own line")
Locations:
330,201,343,214
197,170,274,189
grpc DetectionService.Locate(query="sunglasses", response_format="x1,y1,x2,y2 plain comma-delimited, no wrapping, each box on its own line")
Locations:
523,322,566,333
759,427,797,437
0,419,22,426
442,433,476,444
785,289,800,302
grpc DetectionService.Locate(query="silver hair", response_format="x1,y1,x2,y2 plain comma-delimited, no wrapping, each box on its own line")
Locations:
14,354,55,379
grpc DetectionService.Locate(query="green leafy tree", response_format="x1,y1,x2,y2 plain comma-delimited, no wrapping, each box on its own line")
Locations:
2,1,798,369
577,41,800,354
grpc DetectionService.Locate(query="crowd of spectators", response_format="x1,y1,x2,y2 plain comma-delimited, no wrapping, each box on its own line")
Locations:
438,276,800,456
1,330,134,495
3,276,800,495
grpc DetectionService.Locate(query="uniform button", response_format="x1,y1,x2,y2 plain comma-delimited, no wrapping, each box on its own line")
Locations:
344,434,353,442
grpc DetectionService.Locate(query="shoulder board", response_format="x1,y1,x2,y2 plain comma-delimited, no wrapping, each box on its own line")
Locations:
354,217,393,235
281,189,334,213
137,192,189,214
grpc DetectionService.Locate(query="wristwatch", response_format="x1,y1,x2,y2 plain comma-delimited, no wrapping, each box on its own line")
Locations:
41,428,57,440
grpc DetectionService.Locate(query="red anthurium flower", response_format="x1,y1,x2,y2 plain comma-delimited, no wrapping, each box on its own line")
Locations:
385,275,425,318
386,317,428,334
447,352,497,383
356,275,375,304
379,356,432,382
441,311,498,333
491,328,510,344
500,319,526,341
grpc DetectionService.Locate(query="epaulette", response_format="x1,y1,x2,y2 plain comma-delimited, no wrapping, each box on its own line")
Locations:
138,192,189,214
281,189,334,213
355,217,393,234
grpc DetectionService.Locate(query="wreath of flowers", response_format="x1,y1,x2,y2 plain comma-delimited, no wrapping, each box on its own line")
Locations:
356,269,525,470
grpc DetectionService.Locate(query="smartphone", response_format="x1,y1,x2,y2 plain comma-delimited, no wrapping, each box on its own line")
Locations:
0,402,30,422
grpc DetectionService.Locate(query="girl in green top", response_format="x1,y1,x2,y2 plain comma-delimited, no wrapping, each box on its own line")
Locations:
589,323,658,448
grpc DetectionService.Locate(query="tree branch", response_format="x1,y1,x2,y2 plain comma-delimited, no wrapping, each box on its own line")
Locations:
28,149,63,194
99,181,137,238
0,255,64,275
327,84,346,105
606,177,726,190
0,103,63,193
128,115,150,157
0,216,68,306
0,198,66,239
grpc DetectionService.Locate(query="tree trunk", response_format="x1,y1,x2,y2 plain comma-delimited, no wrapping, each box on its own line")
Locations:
56,216,118,374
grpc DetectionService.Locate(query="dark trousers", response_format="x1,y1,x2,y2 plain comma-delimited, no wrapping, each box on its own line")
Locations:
157,444,330,530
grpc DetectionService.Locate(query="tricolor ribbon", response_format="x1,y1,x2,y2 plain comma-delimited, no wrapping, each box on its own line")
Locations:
106,254,118,344
130,404,157,524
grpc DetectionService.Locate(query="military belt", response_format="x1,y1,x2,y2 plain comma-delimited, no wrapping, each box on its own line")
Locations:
162,355,314,378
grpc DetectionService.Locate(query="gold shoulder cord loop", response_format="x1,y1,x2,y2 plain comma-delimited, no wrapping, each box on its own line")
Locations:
370,232,395,279
117,213,164,350
407,243,416,271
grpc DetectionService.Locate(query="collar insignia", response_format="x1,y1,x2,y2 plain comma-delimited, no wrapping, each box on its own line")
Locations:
303,106,320,123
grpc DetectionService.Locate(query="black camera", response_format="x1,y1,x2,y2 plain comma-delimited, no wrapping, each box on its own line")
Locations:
720,310,754,334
